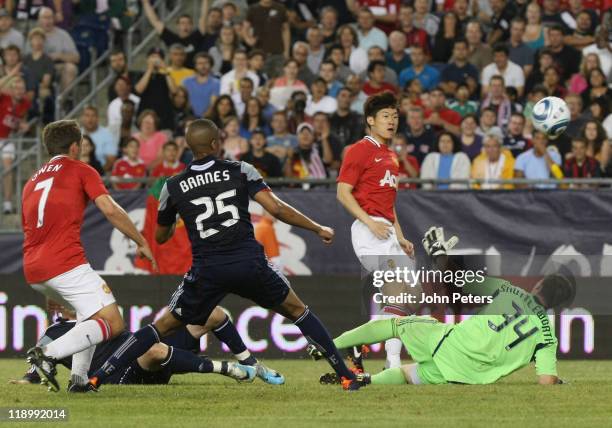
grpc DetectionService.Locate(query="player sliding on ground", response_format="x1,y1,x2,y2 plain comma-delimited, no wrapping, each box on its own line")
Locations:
13,306,283,386
317,226,573,387
22,120,157,392
87,118,364,391
336,92,416,370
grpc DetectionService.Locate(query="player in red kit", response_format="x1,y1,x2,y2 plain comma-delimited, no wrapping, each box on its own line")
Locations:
337,92,415,370
22,120,156,392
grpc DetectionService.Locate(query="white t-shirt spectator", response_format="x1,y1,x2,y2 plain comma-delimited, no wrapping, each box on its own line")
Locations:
583,43,612,79
357,27,388,51
107,94,141,143
305,95,337,116
481,60,525,89
219,70,260,96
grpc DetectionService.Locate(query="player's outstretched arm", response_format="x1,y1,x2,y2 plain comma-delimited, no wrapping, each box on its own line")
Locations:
95,195,158,270
254,190,334,244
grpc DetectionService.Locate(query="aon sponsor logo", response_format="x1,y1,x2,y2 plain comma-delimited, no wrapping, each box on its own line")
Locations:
379,170,398,187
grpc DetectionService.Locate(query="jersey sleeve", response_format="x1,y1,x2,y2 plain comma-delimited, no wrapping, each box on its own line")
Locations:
80,163,109,201
337,144,368,186
241,161,270,198
534,342,558,376
157,182,178,226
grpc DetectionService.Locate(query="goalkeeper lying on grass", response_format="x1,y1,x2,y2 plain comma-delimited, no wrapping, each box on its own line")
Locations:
315,226,574,388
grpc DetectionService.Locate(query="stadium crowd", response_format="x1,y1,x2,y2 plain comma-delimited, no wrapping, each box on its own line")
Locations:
3,0,612,213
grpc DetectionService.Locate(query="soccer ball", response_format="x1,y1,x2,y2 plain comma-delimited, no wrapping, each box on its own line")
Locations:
531,96,570,139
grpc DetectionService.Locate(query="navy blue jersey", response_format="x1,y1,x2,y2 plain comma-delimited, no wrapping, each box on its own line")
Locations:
158,155,269,265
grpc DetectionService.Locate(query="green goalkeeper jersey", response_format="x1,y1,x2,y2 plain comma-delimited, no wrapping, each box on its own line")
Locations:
432,276,558,384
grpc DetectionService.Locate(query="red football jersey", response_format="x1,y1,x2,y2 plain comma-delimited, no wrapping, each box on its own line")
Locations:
151,161,185,178
22,156,109,283
358,0,400,34
0,94,31,139
337,136,399,223
111,157,147,190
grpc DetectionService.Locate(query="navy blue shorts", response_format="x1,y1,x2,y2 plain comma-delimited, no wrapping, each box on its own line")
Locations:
168,251,290,326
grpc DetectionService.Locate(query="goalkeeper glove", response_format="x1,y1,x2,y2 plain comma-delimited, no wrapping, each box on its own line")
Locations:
422,226,459,258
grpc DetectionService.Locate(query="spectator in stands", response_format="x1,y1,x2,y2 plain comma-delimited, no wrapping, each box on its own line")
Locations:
267,110,297,161
563,10,595,50
36,7,79,93
440,39,479,98
453,0,470,31
0,9,23,50
581,120,611,166
256,85,275,123
232,76,253,117
564,94,587,140
241,129,283,177
269,59,308,111
167,44,194,87
312,112,341,170
471,132,515,189
508,18,535,78
221,116,248,161
347,0,398,34
355,8,387,52
360,46,397,86
541,66,566,98
459,114,483,161
284,122,330,179
151,141,185,178
337,24,368,75
581,68,612,114
399,45,439,91
135,48,177,131
448,84,478,118
249,50,268,86
569,53,602,96
23,27,53,122
291,41,316,86
0,76,29,214
432,11,460,64
142,0,220,68
80,106,116,173
306,26,325,75
305,78,337,116
562,0,598,34
79,135,104,176
330,87,364,152
481,44,525,97
243,0,290,78
111,138,147,191
240,98,270,139
397,5,429,54
2,45,33,98
320,6,339,46
108,50,142,100
386,31,411,78
514,130,563,188
582,27,612,80
346,73,367,113
545,24,580,81
481,75,515,129
205,94,237,127
413,0,439,38
108,77,140,145
133,109,169,169
541,0,567,29
326,44,351,82
563,138,599,183
118,100,138,146
487,0,515,45
424,87,461,136
362,60,397,96
171,87,193,133
392,134,420,190
318,60,342,98
209,24,241,76
523,1,546,51
220,49,259,96
503,113,529,158
402,106,436,164
524,48,554,95
183,52,219,119
421,132,471,189
466,20,493,72
477,107,503,137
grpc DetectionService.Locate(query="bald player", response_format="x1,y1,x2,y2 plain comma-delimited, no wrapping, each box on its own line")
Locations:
88,119,364,391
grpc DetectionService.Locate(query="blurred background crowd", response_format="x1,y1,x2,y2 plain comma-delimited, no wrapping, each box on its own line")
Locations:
2,0,612,214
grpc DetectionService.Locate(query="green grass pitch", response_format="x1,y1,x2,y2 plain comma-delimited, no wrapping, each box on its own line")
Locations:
0,359,611,427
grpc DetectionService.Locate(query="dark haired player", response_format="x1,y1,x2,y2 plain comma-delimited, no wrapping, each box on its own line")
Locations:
14,307,283,387
319,226,571,387
22,120,157,392
88,119,363,391
336,92,415,370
